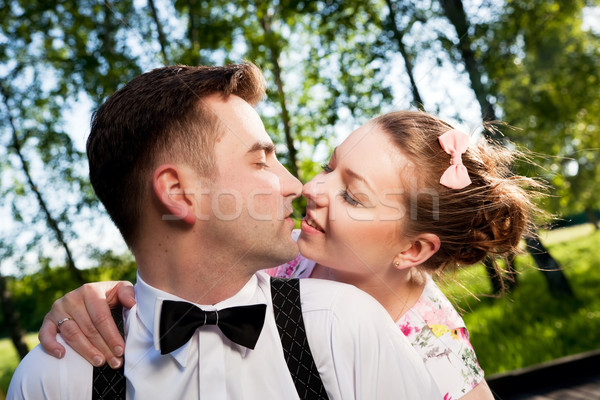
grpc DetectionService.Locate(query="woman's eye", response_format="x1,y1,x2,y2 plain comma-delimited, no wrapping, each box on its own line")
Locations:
340,189,360,206
321,164,333,173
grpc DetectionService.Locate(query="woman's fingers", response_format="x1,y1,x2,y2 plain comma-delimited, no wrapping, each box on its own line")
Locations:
39,290,108,367
38,314,66,359
38,281,130,369
82,282,131,365
114,281,136,309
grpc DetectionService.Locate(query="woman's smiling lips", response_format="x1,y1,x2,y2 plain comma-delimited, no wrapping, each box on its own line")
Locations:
301,214,325,234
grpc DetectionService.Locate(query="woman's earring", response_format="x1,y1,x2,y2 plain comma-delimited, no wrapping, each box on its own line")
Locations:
394,260,400,267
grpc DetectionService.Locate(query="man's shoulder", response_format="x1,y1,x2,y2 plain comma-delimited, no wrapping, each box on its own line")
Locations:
8,339,92,400
298,278,390,321
259,271,395,332
295,279,442,399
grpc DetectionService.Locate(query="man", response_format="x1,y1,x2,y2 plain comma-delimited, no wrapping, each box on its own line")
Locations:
8,63,439,399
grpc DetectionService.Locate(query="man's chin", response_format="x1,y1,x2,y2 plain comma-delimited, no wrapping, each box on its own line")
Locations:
267,241,299,268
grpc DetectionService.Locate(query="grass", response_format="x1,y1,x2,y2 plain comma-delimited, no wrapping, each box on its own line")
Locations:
539,223,597,245
0,224,598,395
0,334,39,400
438,223,600,376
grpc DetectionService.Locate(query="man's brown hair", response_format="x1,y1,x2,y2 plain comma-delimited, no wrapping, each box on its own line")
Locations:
87,63,266,246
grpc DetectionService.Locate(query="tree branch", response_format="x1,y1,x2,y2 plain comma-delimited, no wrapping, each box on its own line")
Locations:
385,0,425,110
148,0,171,65
258,12,299,178
0,86,85,284
0,268,29,359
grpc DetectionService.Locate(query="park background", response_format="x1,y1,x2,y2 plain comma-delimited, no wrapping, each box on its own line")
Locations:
0,0,599,398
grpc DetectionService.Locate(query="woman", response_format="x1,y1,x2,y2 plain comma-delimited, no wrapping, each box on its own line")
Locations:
41,111,536,399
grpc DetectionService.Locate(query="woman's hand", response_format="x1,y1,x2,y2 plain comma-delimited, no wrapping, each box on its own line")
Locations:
38,281,136,369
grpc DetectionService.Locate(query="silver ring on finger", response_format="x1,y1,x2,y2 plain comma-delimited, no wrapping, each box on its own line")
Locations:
57,317,73,328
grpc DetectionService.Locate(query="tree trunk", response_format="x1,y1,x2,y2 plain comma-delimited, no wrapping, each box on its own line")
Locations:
586,207,599,230
148,0,171,65
439,0,573,296
187,0,201,65
483,257,503,295
438,0,497,124
505,254,518,291
258,14,299,178
524,235,574,296
483,254,518,295
1,88,85,285
0,271,29,360
384,0,425,110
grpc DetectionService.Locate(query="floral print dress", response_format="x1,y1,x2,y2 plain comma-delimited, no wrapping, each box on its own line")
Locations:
266,237,485,400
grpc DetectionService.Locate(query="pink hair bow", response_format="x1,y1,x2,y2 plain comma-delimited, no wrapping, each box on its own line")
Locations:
438,129,472,189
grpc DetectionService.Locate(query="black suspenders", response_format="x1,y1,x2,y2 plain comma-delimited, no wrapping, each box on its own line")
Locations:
91,278,329,399
271,278,329,400
92,307,126,400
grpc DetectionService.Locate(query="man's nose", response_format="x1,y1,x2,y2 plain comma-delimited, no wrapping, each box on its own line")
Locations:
280,165,302,200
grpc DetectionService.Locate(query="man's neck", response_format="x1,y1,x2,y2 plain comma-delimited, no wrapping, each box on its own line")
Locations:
134,240,256,305
138,266,254,305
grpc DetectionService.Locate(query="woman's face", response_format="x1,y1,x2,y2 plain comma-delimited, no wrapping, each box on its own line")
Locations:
298,123,414,277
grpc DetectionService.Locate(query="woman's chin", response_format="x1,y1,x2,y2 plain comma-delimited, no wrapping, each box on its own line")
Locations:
297,233,320,260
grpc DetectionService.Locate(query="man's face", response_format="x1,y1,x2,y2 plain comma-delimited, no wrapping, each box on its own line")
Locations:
196,94,302,271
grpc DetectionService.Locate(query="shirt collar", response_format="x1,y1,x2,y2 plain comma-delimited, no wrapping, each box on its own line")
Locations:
135,272,264,367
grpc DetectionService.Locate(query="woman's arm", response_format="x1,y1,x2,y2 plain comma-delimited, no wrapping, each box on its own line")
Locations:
459,380,495,400
38,281,136,368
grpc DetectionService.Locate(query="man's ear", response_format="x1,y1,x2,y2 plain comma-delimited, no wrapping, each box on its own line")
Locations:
393,234,440,270
153,164,197,225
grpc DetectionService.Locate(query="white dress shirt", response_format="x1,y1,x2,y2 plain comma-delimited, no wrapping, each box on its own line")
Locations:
8,271,440,399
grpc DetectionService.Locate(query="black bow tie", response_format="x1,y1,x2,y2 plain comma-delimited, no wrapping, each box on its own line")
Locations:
159,300,267,354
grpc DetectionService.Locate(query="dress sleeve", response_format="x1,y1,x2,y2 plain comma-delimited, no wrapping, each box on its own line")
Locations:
400,277,485,399
416,325,484,399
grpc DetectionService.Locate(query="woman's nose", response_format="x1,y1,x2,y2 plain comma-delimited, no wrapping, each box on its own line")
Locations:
302,173,328,207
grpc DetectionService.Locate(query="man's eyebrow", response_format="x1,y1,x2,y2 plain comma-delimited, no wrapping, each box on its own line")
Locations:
343,168,374,192
247,141,276,155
